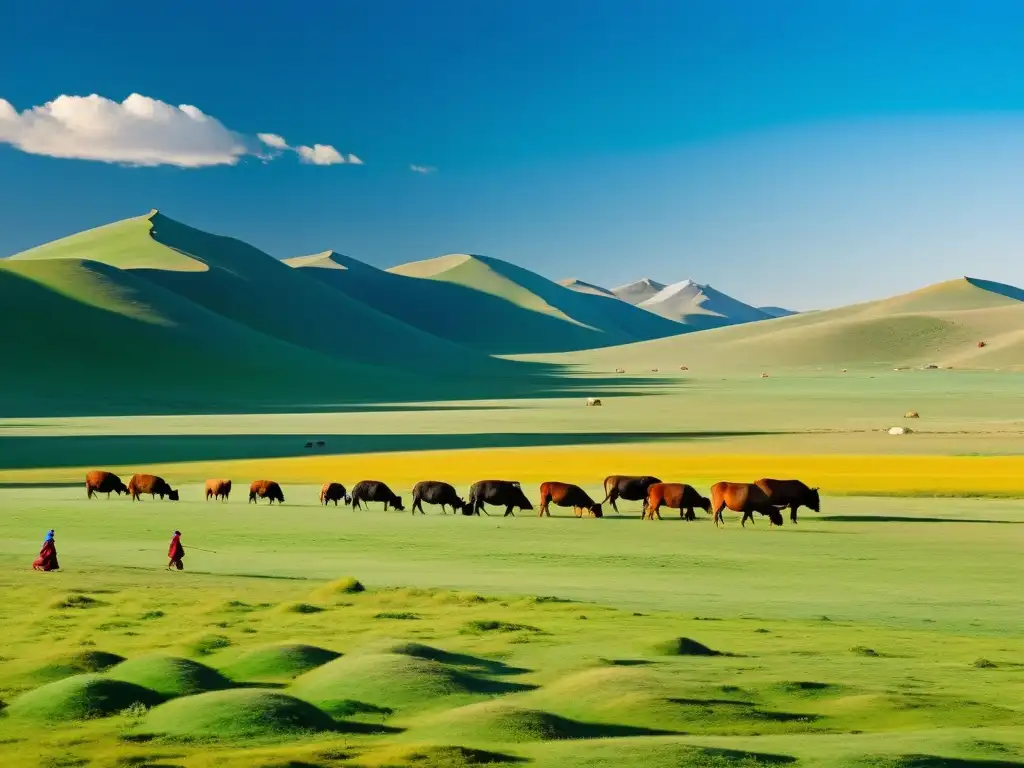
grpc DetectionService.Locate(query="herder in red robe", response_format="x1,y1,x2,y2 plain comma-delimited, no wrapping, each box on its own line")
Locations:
168,530,185,570
33,530,59,571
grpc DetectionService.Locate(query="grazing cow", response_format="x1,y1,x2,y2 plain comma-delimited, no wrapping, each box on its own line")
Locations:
586,397,602,407
319,482,349,506
350,480,404,511
304,442,314,449
754,478,820,524
249,480,285,505
127,474,179,502
411,481,465,515
538,482,602,518
86,470,128,499
465,480,533,517
710,482,784,528
205,479,232,501
600,475,662,516
644,483,711,521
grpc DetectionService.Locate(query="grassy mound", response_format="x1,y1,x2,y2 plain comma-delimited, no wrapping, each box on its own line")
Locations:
106,655,232,697
416,701,673,743
7,673,163,722
356,744,524,766
141,688,336,739
849,757,1024,768
29,650,125,683
363,641,527,676
290,653,528,715
461,620,544,635
310,577,365,602
222,643,340,682
518,740,797,766
653,637,722,656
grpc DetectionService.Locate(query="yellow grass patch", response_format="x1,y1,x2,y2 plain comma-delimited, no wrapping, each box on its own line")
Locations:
5,446,1024,496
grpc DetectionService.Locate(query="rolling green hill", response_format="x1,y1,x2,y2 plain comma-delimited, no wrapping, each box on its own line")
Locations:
11,211,509,377
386,253,686,351
0,258,412,415
527,277,1024,373
288,251,680,354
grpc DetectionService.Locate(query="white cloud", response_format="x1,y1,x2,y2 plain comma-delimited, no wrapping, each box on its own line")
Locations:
257,132,289,149
296,144,345,165
347,153,363,165
0,93,361,169
410,164,437,174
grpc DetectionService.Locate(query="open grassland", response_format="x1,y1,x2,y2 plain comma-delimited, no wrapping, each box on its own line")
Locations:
0,494,1022,767
3,373,1024,495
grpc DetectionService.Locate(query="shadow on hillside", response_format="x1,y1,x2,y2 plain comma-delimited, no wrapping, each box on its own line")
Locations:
0,429,785,471
966,277,1024,303
298,252,685,355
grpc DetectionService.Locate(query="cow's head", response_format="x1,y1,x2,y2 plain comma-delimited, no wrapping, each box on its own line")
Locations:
168,489,180,501
807,487,820,512
589,503,603,518
392,496,405,511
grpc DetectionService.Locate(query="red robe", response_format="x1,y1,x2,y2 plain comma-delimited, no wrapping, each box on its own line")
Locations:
33,540,59,571
168,535,184,570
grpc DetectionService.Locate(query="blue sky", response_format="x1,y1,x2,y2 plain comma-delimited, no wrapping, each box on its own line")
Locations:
2,0,1023,309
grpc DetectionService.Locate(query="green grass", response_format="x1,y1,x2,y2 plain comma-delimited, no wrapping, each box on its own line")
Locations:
1,490,1023,765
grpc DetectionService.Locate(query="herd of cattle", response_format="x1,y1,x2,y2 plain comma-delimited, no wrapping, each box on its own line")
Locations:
84,471,820,526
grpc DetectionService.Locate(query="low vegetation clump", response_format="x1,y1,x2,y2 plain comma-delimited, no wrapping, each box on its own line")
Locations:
186,633,233,657
653,637,722,657
311,577,365,601
50,594,104,610
460,620,544,635
7,674,163,722
282,602,326,614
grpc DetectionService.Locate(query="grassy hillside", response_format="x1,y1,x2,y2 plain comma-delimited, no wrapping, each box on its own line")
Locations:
5,212,615,415
289,251,665,355
528,277,1024,373
0,258,412,415
389,253,685,350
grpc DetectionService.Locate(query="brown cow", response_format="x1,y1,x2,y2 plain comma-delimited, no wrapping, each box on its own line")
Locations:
249,480,285,504
128,474,179,501
205,479,232,501
600,475,661,516
755,478,820,524
538,482,602,517
710,482,783,528
320,482,349,506
644,483,711,521
86,470,128,499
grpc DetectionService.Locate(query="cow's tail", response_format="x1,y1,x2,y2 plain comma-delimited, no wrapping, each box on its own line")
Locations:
598,476,614,504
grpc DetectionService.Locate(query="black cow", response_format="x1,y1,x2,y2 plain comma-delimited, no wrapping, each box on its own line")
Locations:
600,475,662,515
465,480,533,517
411,481,466,515
350,480,404,511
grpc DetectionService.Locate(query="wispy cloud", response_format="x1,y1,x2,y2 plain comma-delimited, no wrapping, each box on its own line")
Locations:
0,93,361,169
257,132,289,150
410,164,437,174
